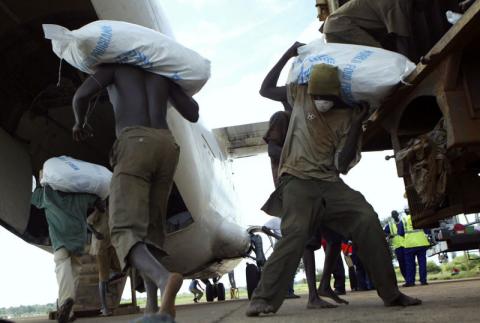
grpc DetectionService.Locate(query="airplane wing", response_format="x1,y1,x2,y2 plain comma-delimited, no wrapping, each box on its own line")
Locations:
213,121,269,159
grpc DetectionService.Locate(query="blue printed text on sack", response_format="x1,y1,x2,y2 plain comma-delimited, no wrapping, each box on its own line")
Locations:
340,50,373,103
59,156,80,171
114,50,153,69
91,25,113,58
298,54,336,84
79,25,113,71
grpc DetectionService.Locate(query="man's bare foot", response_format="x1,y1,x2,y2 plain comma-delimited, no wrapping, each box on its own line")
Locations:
159,273,183,318
306,297,338,309
318,287,349,304
385,293,422,307
245,299,275,317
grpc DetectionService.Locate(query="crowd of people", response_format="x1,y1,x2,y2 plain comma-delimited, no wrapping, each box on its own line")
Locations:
28,0,477,322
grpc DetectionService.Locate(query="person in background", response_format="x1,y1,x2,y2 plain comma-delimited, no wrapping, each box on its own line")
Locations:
87,206,123,316
264,109,301,300
351,247,374,291
384,210,406,281
320,238,347,296
189,279,204,303
403,211,431,287
228,271,239,300
341,240,358,291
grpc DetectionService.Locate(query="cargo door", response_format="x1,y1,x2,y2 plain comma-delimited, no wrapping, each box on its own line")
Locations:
0,128,32,235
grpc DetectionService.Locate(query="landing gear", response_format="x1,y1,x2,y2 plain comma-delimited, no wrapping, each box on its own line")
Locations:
217,283,226,301
202,278,225,302
204,282,213,302
244,226,279,300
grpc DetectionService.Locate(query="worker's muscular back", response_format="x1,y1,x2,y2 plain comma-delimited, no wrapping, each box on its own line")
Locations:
72,63,199,141
103,64,170,135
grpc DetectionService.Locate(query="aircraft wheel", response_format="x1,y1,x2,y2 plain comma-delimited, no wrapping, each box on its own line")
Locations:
216,283,226,301
246,263,261,300
205,283,215,302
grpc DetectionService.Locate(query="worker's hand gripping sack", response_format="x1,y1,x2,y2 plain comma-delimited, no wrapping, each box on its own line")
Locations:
287,38,416,108
43,20,210,95
40,156,112,200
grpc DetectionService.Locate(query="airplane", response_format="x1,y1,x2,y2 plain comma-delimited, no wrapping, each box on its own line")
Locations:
0,0,274,313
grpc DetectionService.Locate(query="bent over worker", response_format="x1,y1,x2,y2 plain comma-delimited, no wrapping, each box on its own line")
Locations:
72,64,199,322
189,279,204,303
246,42,421,317
31,184,100,323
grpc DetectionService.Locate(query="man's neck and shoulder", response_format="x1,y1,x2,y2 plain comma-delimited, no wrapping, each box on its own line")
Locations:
287,83,357,133
72,63,199,141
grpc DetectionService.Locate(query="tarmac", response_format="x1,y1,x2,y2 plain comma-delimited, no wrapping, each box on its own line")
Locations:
16,278,480,323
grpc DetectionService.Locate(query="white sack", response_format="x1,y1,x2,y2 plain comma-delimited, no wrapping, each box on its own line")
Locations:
40,156,112,200
446,11,462,24
287,39,416,108
43,20,210,95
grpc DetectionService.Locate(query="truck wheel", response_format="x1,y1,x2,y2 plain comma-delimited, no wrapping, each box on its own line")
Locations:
216,283,226,301
246,263,261,300
206,283,215,302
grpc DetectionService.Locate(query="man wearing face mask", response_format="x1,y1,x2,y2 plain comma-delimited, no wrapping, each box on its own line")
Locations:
246,42,421,317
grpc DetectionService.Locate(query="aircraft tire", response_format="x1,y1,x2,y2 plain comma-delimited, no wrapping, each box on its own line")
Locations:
206,283,215,302
246,263,261,300
216,283,226,301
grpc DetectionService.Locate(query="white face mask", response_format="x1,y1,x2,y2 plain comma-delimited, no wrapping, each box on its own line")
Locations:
314,100,334,113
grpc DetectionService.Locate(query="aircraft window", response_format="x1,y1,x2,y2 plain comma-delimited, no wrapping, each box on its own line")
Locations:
166,183,194,233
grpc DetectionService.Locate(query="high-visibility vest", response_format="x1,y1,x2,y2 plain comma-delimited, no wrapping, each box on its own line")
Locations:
403,215,430,248
388,219,405,250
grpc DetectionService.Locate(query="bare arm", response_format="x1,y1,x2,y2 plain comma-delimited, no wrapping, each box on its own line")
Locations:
168,81,199,123
259,42,305,102
72,66,115,141
336,103,369,174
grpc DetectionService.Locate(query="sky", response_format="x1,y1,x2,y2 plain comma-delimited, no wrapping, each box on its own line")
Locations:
0,0,410,308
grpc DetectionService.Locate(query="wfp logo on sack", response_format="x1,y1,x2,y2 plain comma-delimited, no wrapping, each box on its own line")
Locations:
58,156,80,171
340,50,374,103
91,25,113,58
114,49,153,69
298,55,335,84
79,25,113,71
